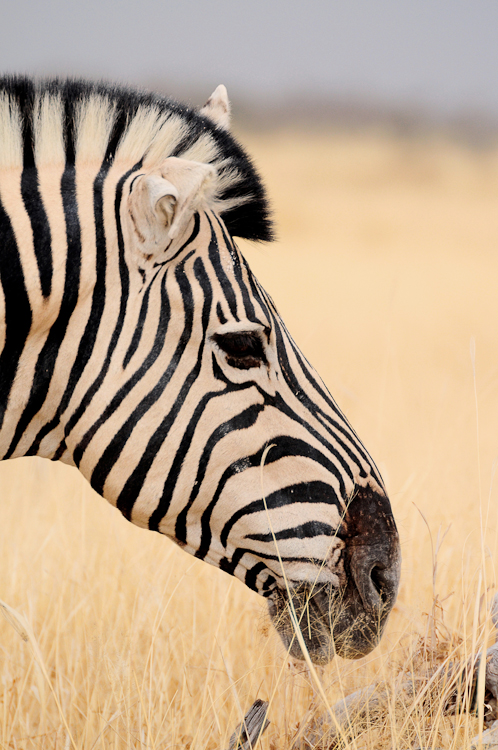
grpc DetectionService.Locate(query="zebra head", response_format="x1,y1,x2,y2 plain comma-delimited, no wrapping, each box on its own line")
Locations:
0,79,400,664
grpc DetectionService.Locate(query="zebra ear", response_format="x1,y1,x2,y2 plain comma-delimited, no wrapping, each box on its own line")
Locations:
200,85,231,130
145,175,178,229
129,158,216,250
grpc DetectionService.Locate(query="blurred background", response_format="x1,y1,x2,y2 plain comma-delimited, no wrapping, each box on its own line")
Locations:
0,3,497,746
1,0,498,139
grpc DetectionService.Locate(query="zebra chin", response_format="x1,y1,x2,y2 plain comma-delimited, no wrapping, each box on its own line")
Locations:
267,540,401,663
268,577,398,664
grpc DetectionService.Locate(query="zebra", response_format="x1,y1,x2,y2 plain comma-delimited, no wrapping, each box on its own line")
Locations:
0,76,400,664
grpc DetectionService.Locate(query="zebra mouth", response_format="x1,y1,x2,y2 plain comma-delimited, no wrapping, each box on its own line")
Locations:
267,539,401,664
268,583,386,663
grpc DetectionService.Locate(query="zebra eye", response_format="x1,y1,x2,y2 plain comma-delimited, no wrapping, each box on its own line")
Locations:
213,332,267,370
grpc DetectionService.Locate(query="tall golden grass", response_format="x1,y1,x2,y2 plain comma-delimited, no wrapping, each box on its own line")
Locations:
0,129,497,748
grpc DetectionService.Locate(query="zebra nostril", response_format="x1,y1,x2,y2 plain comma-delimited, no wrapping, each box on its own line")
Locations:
350,545,400,613
370,566,383,596
370,565,393,606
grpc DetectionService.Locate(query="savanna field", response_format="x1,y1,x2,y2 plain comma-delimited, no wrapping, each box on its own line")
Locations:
0,128,497,748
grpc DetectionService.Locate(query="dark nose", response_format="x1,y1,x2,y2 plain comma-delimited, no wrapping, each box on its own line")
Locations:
343,485,401,614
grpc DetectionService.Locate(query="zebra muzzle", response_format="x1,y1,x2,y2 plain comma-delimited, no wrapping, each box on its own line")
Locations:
267,487,401,664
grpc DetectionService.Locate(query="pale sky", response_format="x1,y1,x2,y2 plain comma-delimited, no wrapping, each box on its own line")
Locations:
1,0,498,116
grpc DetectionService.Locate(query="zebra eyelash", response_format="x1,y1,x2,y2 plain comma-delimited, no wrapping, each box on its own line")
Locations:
212,331,267,370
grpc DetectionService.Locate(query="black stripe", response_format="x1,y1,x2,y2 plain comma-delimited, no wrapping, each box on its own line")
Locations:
122,284,152,370
206,215,238,318
244,561,266,591
221,546,324,578
262,575,277,594
245,521,335,543
213,213,260,322
25,165,83,455
61,84,76,165
16,78,54,298
0,199,32,435
21,169,52,298
122,268,159,369
216,302,227,324
103,104,129,164
15,84,48,342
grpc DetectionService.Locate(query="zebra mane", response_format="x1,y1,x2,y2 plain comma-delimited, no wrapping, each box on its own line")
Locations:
0,76,273,242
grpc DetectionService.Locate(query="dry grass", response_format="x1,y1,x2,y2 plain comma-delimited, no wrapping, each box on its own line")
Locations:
0,128,497,748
